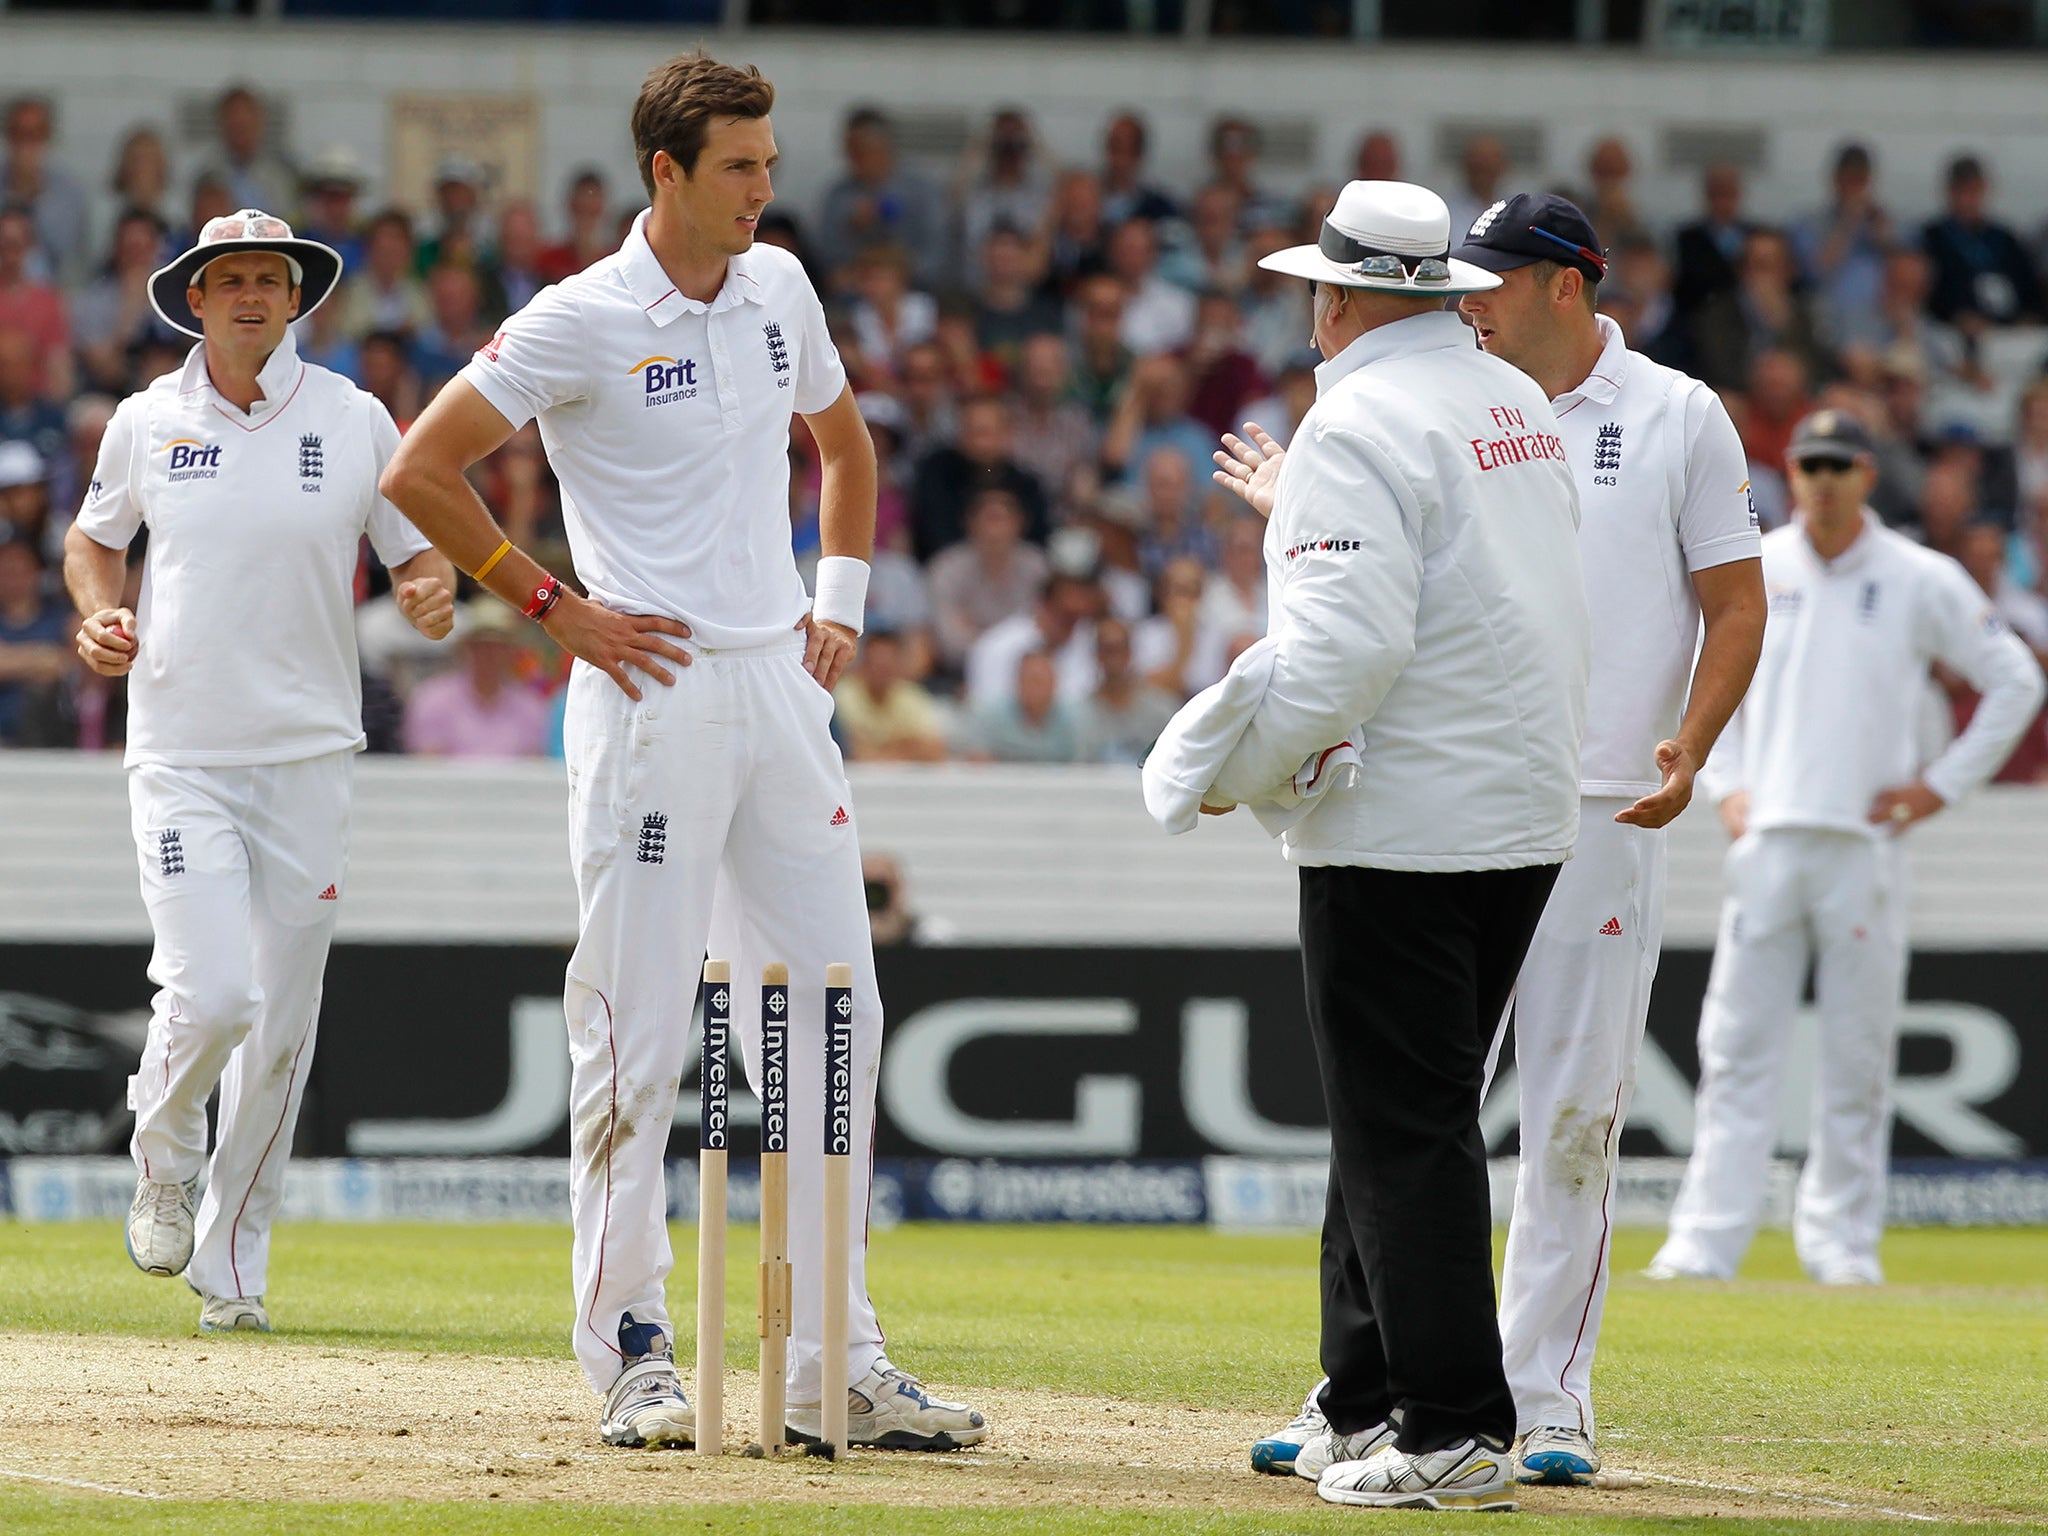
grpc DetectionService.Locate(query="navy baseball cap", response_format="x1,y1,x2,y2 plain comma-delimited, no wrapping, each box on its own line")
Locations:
1788,409,1876,464
1452,192,1607,283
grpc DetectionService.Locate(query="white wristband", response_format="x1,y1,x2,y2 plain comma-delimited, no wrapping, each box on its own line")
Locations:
811,556,870,635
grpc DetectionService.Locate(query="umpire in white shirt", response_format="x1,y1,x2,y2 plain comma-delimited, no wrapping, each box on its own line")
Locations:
1651,410,2043,1286
1192,180,1590,1511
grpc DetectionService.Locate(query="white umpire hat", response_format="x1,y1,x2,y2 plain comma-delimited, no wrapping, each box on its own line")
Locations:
149,208,345,340
1258,180,1503,297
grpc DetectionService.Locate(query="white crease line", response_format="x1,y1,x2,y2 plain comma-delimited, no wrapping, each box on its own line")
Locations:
0,1466,167,1500
1642,1470,1939,1522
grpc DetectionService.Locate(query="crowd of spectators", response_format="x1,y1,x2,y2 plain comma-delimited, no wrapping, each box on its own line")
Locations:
2,88,2046,776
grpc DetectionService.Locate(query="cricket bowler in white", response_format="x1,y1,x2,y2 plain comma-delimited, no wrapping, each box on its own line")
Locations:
64,210,457,1332
1454,193,1764,1484
1649,410,2042,1287
382,53,987,1453
1244,192,1767,1488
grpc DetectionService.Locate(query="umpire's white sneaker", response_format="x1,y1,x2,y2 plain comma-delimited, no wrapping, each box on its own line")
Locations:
1318,1437,1517,1511
1252,1379,1329,1475
125,1176,197,1277
599,1313,693,1449
786,1364,987,1451
197,1293,270,1333
1517,1424,1600,1485
1292,1420,1396,1482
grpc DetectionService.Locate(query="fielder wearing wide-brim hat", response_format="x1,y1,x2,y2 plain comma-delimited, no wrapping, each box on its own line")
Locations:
148,208,345,340
1257,179,1504,297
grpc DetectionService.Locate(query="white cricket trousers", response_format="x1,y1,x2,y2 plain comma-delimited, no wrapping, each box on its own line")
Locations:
1488,801,1665,1440
1654,827,1909,1282
126,751,351,1302
561,639,884,1399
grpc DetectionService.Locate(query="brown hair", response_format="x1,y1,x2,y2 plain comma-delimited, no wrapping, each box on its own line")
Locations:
631,52,774,197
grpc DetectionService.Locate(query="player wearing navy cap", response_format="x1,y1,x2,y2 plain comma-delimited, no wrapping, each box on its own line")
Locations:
1651,410,2041,1287
1452,191,1766,1485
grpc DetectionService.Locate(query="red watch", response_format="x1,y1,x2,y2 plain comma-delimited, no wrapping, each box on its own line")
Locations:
522,576,565,622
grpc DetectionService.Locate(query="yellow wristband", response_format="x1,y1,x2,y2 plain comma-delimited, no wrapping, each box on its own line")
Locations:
472,539,513,582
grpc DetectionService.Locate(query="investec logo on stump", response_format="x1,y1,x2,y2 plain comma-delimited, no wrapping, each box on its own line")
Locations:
631,354,699,408
161,438,222,482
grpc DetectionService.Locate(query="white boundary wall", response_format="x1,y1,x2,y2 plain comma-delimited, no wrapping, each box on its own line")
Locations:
2,752,2045,949
6,20,2048,239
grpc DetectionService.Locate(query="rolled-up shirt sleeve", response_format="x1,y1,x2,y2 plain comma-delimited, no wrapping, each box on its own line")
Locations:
1209,421,1423,805
1919,561,2046,805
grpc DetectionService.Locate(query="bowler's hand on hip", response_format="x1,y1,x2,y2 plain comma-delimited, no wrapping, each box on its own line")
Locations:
1615,739,1697,829
396,576,456,641
542,593,692,702
77,607,137,677
799,614,857,691
1213,423,1286,520
1868,779,1943,833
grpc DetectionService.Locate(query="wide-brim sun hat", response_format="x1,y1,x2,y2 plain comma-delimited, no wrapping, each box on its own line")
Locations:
1258,180,1503,297
149,208,344,340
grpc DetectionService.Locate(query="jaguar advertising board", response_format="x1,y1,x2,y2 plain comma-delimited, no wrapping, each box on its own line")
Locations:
1,943,2042,1166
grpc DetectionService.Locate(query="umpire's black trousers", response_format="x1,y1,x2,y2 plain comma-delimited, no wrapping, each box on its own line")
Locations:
1300,859,1560,1454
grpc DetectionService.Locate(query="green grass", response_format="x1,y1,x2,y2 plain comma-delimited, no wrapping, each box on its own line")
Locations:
2,1222,2044,1534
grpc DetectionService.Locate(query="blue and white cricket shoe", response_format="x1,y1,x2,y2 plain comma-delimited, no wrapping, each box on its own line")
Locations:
786,1363,987,1451
599,1313,694,1449
126,1175,197,1278
1517,1424,1600,1485
1251,1379,1329,1474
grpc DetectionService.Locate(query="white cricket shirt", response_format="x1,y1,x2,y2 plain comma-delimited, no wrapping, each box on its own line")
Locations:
74,331,432,768
1208,310,1591,872
1703,513,2044,835
460,214,848,650
1550,314,1761,797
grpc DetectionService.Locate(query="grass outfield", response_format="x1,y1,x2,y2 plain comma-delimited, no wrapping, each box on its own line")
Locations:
0,1222,2043,1533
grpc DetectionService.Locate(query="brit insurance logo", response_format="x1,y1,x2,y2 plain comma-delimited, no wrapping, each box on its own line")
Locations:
160,438,221,483
628,355,699,409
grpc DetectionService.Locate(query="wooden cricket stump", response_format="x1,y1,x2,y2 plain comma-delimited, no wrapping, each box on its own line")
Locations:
695,960,730,1455
756,962,792,1457
821,962,855,1458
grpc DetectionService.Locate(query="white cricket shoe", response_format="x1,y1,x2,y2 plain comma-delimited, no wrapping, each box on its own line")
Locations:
1517,1424,1600,1485
786,1363,987,1452
600,1359,694,1448
125,1175,197,1277
1252,1378,1329,1475
599,1313,693,1449
1318,1436,1517,1511
1643,1254,1723,1281
1810,1261,1883,1287
1292,1419,1396,1482
197,1293,271,1333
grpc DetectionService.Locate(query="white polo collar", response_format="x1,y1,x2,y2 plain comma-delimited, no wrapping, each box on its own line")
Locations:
1797,509,1881,573
177,326,305,423
1553,313,1631,411
1314,310,1473,396
621,210,766,328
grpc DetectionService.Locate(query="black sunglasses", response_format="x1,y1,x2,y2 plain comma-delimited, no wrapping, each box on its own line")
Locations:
1795,456,1857,476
